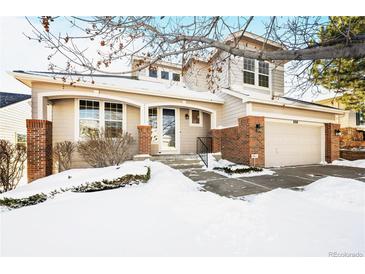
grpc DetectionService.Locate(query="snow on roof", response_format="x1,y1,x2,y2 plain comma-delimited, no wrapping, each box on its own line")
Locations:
11,71,224,104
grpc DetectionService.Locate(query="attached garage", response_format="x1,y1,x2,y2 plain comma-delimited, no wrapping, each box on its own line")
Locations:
265,119,325,167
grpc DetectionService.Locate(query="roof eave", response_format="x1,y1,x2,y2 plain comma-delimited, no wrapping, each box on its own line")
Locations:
10,72,224,105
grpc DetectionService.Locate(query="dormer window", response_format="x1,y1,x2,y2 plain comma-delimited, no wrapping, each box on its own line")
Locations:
161,71,169,80
243,58,255,85
149,68,158,78
258,61,269,88
172,73,180,82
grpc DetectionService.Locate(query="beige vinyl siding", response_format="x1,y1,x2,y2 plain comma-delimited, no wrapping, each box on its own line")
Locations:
218,92,246,127
183,61,210,92
251,102,337,123
51,99,141,170
0,99,31,143
126,105,140,156
179,109,211,154
51,98,87,169
31,82,223,127
271,67,284,96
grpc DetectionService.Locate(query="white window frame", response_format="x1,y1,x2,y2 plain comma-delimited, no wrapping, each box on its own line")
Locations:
74,99,127,140
189,109,203,127
242,58,271,92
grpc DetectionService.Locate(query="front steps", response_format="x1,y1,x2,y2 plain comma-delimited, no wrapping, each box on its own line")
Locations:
150,154,204,170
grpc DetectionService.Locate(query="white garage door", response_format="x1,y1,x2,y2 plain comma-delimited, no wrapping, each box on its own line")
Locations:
265,120,323,167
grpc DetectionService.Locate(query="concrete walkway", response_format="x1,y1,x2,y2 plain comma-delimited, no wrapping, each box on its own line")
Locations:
182,164,365,198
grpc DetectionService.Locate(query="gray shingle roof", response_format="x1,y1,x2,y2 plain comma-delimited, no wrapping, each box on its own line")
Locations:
0,92,31,108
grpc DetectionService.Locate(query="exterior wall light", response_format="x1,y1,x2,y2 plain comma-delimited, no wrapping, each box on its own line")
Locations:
335,129,341,136
255,124,263,133
185,113,189,120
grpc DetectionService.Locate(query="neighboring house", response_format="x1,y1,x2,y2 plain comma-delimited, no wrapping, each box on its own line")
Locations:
0,92,31,144
10,31,344,182
315,97,365,156
316,98,365,130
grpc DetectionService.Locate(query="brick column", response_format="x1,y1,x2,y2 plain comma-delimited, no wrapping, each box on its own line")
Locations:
137,125,152,155
239,116,265,167
26,119,53,183
210,129,222,153
325,123,340,163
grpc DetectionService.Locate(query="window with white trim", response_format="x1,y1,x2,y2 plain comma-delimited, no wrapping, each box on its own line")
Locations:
16,133,26,145
258,61,269,88
79,100,100,136
243,58,255,85
104,102,123,137
189,109,203,127
149,108,158,143
161,71,169,80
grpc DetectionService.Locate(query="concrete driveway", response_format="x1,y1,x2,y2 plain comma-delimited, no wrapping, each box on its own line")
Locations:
183,165,365,198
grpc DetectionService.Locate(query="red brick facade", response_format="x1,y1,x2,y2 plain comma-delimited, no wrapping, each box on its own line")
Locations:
239,116,265,166
210,129,222,153
209,116,265,167
26,119,53,183
340,150,365,161
325,123,340,163
137,125,152,154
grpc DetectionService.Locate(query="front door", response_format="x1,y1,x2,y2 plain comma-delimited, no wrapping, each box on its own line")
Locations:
160,108,179,154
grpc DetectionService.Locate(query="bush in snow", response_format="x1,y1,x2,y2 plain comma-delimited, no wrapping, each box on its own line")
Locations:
0,167,150,210
53,141,76,172
0,193,48,209
71,166,151,192
213,166,263,175
77,128,135,168
0,140,27,193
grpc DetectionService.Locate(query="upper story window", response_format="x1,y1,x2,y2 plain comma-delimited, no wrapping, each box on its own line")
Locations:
161,71,169,80
243,58,255,85
243,58,270,89
356,112,365,126
79,100,100,136
258,61,269,88
172,73,180,82
149,68,158,78
104,102,123,137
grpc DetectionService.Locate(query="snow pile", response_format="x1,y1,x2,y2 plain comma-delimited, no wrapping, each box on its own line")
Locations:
1,161,364,256
332,159,365,168
206,154,275,178
0,162,148,199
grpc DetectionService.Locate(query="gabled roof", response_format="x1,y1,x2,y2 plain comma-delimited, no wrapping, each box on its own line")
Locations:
0,92,31,108
10,71,224,104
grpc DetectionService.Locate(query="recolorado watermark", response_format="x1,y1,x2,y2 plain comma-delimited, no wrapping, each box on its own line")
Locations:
328,251,364,257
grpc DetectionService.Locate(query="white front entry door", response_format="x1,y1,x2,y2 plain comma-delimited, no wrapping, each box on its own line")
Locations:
159,108,180,154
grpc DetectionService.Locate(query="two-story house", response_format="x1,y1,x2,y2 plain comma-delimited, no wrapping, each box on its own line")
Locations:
10,31,344,182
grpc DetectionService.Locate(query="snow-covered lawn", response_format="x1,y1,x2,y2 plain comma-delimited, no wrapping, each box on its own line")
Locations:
0,160,364,256
206,154,275,178
332,159,365,168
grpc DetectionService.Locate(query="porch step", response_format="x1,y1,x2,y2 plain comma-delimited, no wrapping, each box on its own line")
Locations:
151,154,204,170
